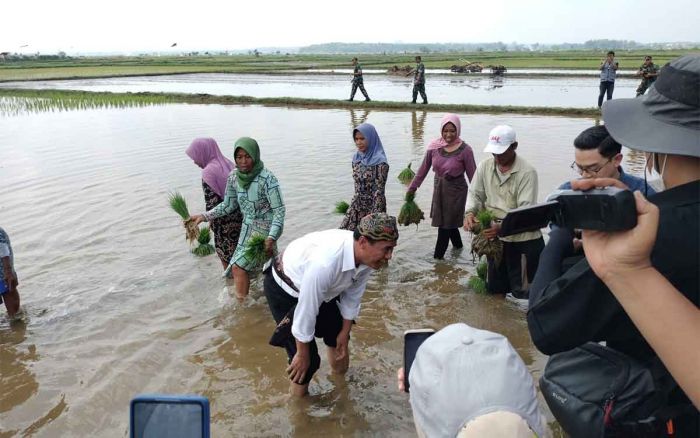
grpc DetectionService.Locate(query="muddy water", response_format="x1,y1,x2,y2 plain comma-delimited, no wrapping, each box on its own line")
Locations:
0,72,641,108
0,103,645,436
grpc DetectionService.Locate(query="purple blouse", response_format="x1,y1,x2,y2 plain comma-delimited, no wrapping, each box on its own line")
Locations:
409,143,477,191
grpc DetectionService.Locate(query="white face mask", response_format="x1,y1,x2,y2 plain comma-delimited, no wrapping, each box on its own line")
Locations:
645,153,667,192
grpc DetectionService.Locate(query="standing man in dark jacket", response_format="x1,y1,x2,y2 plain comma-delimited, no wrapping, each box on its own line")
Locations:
597,50,618,108
528,55,700,437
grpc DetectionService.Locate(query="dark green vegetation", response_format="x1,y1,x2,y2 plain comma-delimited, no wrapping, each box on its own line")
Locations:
0,89,603,117
243,234,269,269
398,192,425,227
0,50,693,82
397,163,416,185
334,201,350,214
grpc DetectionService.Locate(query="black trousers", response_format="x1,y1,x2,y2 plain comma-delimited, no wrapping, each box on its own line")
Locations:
487,237,545,295
350,80,370,100
434,227,462,259
264,270,343,385
598,81,615,107
412,83,427,103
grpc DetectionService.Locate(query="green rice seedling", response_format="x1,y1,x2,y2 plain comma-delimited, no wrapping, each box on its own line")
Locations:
397,162,416,185
243,233,269,268
192,225,215,256
168,191,190,219
398,191,425,227
334,201,350,214
467,275,488,295
470,209,503,265
476,258,487,280
168,191,198,243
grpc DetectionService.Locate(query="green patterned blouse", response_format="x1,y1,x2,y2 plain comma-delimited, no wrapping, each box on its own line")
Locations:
204,168,285,271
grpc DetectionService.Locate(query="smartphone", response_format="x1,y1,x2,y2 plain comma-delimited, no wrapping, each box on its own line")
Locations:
130,394,210,438
403,329,435,392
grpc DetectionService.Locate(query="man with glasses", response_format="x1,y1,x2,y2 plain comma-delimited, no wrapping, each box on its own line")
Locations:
558,125,653,195
552,125,654,253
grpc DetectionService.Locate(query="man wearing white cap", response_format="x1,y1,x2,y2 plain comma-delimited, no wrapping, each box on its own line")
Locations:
464,125,544,299
399,323,548,438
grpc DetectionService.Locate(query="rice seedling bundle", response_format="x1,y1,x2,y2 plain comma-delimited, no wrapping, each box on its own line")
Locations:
243,233,269,269
397,191,425,227
467,276,488,294
192,226,215,257
476,258,487,280
334,200,350,214
397,162,416,185
470,209,503,265
168,191,199,243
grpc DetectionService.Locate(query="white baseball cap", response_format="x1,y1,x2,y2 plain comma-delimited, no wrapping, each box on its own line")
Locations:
409,323,546,438
484,125,517,155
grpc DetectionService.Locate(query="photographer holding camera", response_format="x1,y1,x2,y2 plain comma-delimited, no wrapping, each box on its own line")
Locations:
528,55,699,436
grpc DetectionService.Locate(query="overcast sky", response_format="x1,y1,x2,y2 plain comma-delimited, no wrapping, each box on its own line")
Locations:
3,0,699,54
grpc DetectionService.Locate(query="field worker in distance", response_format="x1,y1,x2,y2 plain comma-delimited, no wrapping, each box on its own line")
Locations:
190,137,285,300
340,123,389,231
407,114,476,259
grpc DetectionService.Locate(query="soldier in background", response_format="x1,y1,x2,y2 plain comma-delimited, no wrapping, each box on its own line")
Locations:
348,57,371,102
636,55,659,96
406,55,428,104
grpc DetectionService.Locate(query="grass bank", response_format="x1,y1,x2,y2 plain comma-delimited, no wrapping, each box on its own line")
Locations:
0,88,600,117
0,50,694,82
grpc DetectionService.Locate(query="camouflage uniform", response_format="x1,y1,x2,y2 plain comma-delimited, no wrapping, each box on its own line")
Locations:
350,63,370,101
412,61,427,104
636,62,659,96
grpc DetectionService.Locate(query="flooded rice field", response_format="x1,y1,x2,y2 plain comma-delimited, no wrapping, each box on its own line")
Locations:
0,72,642,108
0,102,647,436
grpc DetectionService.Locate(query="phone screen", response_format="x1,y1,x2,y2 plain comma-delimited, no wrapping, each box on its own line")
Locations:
403,330,435,392
132,399,207,438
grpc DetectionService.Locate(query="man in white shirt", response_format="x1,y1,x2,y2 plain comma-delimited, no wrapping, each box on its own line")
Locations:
264,213,399,396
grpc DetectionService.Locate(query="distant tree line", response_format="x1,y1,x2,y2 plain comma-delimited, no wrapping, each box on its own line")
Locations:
298,40,699,54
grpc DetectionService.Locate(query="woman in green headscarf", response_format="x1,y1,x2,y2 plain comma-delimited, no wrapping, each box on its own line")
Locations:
191,137,286,300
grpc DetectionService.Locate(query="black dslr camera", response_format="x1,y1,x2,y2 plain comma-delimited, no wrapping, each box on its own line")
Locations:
499,187,637,237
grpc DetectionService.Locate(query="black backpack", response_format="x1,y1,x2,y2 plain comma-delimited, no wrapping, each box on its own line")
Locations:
540,342,693,438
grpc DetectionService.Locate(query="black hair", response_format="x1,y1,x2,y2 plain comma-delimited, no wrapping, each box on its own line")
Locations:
573,125,621,158
353,229,379,243
415,56,422,61
645,55,652,60
607,51,615,56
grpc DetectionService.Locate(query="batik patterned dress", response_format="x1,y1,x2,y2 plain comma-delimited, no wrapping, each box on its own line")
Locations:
203,181,243,265
204,168,285,272
340,162,389,231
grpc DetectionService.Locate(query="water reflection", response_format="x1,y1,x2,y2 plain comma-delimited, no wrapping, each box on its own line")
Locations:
349,108,371,129
410,110,427,151
0,96,169,117
0,322,38,414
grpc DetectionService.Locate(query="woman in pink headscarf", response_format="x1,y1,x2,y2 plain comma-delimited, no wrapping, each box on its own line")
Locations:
186,138,243,270
407,114,477,259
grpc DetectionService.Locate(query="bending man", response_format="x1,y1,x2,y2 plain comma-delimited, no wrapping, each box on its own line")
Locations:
264,213,399,396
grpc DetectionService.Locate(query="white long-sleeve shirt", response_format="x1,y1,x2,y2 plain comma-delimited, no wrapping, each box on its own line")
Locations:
272,229,373,343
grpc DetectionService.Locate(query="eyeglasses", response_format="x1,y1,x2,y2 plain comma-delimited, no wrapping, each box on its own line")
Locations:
570,158,613,176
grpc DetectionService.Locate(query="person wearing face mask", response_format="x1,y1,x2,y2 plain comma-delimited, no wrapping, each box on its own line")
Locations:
527,54,699,437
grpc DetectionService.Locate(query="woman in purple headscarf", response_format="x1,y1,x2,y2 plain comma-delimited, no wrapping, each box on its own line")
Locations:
186,138,243,270
408,114,476,259
340,123,390,231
